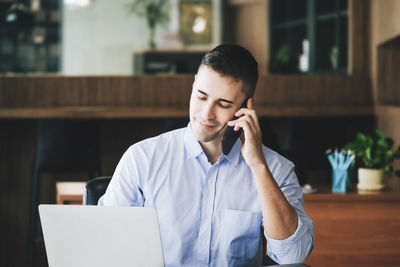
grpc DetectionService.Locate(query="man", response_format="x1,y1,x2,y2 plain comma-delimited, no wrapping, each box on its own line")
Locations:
99,44,314,266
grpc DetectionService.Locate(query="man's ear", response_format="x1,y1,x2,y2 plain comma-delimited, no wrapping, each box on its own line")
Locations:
247,97,255,109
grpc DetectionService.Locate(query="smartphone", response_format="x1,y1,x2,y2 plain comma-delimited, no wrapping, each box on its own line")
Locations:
222,99,248,155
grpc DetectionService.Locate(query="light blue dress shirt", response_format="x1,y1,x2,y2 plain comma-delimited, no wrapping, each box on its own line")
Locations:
98,124,314,266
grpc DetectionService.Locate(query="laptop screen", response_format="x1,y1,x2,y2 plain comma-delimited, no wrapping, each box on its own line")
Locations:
39,205,164,267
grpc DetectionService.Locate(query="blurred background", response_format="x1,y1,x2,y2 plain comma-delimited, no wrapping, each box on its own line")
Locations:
1,0,400,266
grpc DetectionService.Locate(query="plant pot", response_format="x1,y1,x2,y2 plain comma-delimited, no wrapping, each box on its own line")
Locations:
357,168,385,191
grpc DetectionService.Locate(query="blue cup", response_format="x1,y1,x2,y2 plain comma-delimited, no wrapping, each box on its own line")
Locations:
332,169,350,193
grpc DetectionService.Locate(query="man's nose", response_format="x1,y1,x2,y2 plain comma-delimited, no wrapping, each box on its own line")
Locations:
202,102,216,120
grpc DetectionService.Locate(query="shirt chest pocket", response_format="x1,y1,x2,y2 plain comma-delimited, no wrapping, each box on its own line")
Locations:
220,209,262,267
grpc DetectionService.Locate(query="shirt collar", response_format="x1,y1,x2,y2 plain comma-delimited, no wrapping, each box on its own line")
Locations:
184,123,204,159
184,123,242,166
220,139,242,166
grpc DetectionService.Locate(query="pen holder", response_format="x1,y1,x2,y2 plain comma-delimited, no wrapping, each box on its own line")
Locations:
332,168,351,193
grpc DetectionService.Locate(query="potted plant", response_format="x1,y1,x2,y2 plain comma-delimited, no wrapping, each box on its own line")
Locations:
344,130,400,190
330,46,338,70
128,0,171,50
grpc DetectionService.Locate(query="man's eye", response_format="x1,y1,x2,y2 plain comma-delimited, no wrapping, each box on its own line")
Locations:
219,103,231,109
198,96,207,101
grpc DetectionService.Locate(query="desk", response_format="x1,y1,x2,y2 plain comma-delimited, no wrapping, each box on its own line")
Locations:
55,183,400,266
303,186,400,266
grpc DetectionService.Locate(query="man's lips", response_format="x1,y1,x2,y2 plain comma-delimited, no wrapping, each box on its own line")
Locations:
199,121,218,130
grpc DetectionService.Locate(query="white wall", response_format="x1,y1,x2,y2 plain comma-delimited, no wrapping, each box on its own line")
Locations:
62,0,179,75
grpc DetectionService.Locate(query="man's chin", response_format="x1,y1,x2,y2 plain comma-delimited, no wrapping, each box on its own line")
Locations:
193,128,220,143
191,121,226,143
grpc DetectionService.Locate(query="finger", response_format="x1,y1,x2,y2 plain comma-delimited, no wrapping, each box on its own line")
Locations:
234,110,259,133
233,117,255,135
235,107,256,118
229,112,259,136
236,107,261,134
237,114,258,133
227,119,244,131
227,119,238,127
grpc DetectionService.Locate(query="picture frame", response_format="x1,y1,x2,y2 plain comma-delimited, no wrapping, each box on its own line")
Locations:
179,0,222,48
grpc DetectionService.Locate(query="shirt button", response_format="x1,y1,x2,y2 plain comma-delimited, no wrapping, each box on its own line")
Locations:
201,240,205,245
208,179,212,184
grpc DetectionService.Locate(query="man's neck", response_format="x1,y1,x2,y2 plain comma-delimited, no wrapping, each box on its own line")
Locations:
199,139,222,165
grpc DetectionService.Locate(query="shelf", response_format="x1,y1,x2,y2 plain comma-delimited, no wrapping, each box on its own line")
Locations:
0,107,189,119
304,184,400,202
375,105,400,117
227,0,263,6
256,105,373,117
0,105,374,119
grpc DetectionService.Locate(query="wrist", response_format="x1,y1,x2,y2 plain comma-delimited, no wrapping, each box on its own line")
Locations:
249,161,269,176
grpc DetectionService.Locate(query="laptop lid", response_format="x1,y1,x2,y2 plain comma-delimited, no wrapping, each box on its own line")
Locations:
39,205,164,267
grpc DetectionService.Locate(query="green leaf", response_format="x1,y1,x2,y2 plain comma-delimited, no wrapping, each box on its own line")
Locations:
384,165,392,173
128,0,171,29
366,135,374,148
356,132,367,143
386,138,394,149
377,138,388,150
375,129,386,139
365,147,371,161
385,150,393,163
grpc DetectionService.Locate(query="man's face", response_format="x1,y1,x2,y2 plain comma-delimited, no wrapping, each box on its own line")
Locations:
189,65,247,143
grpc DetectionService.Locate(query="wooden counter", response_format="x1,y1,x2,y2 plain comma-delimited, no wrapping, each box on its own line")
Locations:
304,187,400,267
0,74,373,118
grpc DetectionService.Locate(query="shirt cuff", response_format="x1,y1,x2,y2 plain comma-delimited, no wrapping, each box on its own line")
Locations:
265,215,309,256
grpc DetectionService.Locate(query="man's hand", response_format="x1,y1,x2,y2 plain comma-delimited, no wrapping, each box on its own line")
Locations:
228,98,298,240
227,98,266,168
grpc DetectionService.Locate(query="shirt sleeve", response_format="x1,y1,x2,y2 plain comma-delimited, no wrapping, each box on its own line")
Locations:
98,145,146,207
265,166,315,264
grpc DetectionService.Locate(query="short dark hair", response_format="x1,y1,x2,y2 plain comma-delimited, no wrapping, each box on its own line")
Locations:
200,44,258,97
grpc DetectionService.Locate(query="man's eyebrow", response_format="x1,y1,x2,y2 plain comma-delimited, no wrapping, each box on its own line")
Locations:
197,90,234,104
197,90,208,96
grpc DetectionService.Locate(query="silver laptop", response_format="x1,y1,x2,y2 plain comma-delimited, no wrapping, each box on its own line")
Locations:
39,205,165,267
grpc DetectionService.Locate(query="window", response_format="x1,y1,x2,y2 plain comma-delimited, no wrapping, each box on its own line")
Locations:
0,0,61,73
269,0,348,74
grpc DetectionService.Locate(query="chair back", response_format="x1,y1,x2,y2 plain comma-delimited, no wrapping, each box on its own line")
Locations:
34,119,101,173
83,176,111,205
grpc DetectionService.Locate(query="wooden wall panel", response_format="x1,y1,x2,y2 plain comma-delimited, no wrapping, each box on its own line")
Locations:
372,0,400,46
0,74,373,118
370,0,400,104
255,75,372,106
376,105,400,191
370,0,400,192
377,37,400,105
225,0,269,75
350,0,370,75
0,121,36,267
0,76,194,108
